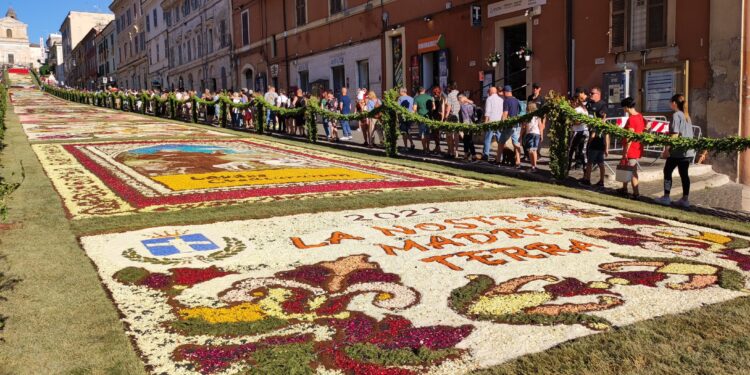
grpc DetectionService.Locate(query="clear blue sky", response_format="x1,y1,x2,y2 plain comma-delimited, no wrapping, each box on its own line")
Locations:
0,0,112,44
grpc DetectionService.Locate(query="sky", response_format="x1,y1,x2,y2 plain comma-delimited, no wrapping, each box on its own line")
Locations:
0,0,113,44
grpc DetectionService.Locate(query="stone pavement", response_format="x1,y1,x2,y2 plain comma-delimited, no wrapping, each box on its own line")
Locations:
249,121,750,220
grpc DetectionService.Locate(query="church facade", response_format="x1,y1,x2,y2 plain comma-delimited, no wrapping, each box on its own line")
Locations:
0,8,42,68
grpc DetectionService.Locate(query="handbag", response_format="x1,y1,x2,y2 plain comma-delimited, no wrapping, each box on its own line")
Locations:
615,159,634,183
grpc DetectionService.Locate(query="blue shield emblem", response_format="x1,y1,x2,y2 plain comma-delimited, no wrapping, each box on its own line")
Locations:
141,233,220,256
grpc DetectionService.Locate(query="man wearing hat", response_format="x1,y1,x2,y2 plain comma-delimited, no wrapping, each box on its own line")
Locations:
527,83,545,108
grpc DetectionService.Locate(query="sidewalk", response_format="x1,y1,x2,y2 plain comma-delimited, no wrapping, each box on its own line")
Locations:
250,121,750,220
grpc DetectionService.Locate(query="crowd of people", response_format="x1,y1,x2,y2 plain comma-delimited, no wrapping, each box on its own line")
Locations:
70,81,696,207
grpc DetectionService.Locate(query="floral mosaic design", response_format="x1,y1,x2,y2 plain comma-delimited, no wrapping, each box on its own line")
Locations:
449,254,745,331
34,139,487,219
112,255,472,374
12,89,230,141
80,197,750,374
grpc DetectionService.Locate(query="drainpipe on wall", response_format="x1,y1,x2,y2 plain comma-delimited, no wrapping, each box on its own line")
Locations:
282,0,290,91
566,0,574,96
741,0,750,186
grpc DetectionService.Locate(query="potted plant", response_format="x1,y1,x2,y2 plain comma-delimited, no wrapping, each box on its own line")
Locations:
516,45,533,61
486,52,501,68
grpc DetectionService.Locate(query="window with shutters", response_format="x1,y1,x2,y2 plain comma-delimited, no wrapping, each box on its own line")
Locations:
219,20,228,48
241,10,250,46
330,0,344,15
610,0,626,52
610,0,668,52
296,0,307,26
646,0,666,47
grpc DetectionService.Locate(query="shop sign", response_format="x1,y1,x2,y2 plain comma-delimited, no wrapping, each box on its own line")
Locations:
644,68,677,113
471,4,482,27
488,0,546,18
270,64,279,78
331,55,345,66
417,35,446,54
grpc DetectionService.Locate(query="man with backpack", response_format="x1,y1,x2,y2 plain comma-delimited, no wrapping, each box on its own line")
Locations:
459,94,480,161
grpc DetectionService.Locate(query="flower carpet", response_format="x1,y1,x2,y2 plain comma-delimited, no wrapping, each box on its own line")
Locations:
34,138,488,219
11,89,230,141
79,197,750,374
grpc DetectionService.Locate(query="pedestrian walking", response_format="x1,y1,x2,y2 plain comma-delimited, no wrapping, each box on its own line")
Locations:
656,94,695,208
568,87,589,170
500,85,523,167
581,87,608,187
482,87,505,162
276,90,290,132
616,97,645,199
459,94,478,161
325,91,340,142
357,89,372,147
429,86,448,155
413,87,434,154
338,87,353,140
521,102,544,172
446,83,462,158
527,82,546,108
367,91,384,147
397,87,416,151
292,88,307,136
264,86,278,128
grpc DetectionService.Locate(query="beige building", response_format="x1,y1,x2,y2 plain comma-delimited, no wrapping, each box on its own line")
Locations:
162,0,233,92
46,33,64,81
59,11,114,86
143,0,168,89
95,21,117,89
111,0,148,90
0,8,41,67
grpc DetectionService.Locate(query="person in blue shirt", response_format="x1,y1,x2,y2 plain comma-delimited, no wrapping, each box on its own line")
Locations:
338,87,353,140
500,85,523,167
397,87,416,150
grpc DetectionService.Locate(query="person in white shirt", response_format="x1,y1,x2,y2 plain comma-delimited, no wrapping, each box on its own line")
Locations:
482,87,505,162
276,90,290,132
521,102,545,172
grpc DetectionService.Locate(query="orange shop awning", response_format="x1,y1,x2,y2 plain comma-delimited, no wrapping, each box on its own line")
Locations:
417,35,446,54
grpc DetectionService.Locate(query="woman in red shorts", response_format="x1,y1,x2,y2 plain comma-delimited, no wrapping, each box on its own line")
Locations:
617,97,645,198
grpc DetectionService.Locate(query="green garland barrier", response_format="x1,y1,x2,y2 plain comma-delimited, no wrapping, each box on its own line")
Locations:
545,95,573,179
41,84,750,177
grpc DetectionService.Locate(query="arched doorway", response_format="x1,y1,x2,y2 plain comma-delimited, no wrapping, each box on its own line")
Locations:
220,67,227,90
244,69,253,90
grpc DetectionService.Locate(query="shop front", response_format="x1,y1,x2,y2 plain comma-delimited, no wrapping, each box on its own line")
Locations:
416,34,449,91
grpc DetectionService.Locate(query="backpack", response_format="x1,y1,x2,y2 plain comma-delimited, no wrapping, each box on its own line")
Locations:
472,106,484,123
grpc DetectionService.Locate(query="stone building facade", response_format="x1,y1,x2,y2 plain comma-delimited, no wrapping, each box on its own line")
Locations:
111,0,148,90
161,0,233,92
0,8,38,67
143,0,168,89
59,11,115,86
95,21,118,89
